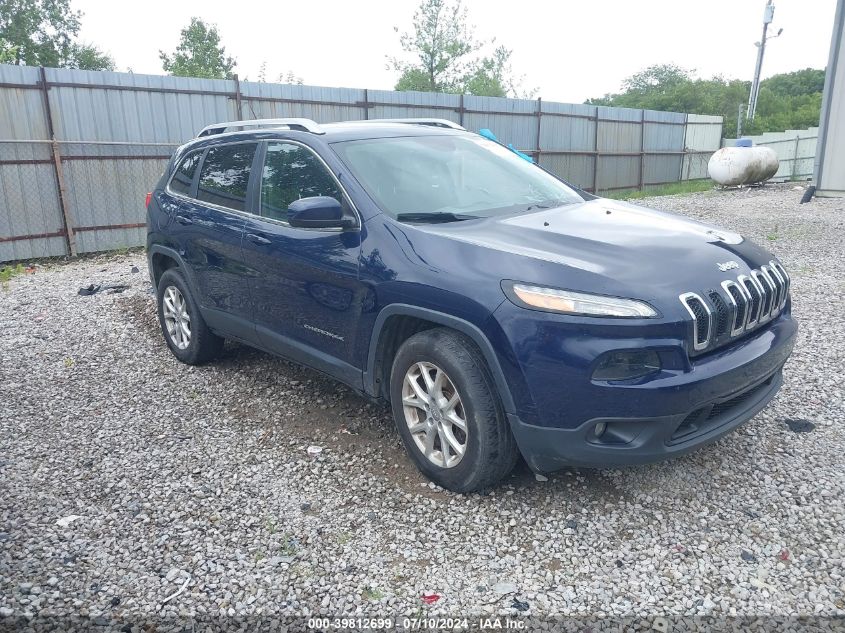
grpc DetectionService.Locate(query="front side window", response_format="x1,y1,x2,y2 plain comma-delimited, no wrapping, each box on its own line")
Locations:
196,143,257,212
260,143,342,221
169,150,201,196
332,135,584,221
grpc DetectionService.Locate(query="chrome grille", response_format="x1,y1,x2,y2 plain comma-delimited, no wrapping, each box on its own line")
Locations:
679,260,790,353
680,292,711,351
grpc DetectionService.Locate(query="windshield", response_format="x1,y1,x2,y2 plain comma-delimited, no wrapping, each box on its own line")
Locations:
332,134,584,220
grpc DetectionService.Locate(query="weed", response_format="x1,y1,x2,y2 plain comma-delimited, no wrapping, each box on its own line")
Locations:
0,263,26,288
362,587,384,601
277,532,298,555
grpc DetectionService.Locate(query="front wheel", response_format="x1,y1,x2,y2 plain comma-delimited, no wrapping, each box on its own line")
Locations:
156,268,223,365
390,328,519,492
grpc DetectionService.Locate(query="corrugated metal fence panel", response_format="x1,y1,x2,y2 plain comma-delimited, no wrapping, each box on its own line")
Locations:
0,159,65,261
538,102,596,191
683,114,723,180
45,68,235,145
240,82,366,123
0,65,47,142
366,89,461,123
463,95,538,150
595,106,641,190
63,143,170,254
0,66,67,260
0,64,724,261
642,109,685,185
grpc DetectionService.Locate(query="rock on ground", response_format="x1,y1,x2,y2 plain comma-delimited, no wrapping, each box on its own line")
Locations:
0,184,843,621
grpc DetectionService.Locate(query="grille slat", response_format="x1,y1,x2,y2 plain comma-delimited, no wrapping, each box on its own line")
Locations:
681,293,711,350
680,262,789,354
724,281,748,335
754,270,775,320
741,275,762,325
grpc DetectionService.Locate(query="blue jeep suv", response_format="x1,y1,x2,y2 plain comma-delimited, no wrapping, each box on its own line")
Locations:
146,117,797,492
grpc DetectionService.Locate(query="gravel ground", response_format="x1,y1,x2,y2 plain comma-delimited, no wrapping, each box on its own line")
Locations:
1,183,844,627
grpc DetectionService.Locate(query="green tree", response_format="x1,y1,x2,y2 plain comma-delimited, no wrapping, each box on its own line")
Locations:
0,0,79,66
160,18,235,79
0,38,18,63
391,0,527,97
586,64,825,138
67,42,114,71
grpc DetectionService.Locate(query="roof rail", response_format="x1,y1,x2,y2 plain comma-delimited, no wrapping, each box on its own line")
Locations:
368,118,466,131
196,118,324,138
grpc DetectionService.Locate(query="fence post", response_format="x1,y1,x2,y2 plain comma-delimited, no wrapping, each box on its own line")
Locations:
363,89,369,120
233,74,243,119
792,135,800,180
680,113,689,181
459,93,465,127
592,107,600,194
39,66,76,257
638,110,646,191
535,97,542,162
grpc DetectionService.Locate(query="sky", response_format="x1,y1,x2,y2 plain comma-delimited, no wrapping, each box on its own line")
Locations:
75,0,837,103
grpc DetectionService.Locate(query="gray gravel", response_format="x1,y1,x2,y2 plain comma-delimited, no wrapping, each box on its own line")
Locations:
1,184,844,624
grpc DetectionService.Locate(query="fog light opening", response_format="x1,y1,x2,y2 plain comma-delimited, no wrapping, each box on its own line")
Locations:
594,421,608,438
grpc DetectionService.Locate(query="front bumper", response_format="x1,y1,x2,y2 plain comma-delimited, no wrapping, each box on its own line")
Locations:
511,367,784,472
494,307,797,472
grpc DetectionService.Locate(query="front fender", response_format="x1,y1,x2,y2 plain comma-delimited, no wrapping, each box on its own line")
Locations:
362,304,517,415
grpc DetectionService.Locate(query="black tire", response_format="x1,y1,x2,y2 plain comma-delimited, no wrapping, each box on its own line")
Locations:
389,328,519,492
156,268,224,365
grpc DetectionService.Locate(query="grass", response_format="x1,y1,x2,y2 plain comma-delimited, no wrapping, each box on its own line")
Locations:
601,179,714,201
0,263,26,288
362,587,384,601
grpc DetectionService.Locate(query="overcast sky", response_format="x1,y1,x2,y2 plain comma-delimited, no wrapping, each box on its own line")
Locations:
76,0,836,103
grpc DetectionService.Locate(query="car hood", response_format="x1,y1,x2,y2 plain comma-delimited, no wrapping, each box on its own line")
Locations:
415,198,775,297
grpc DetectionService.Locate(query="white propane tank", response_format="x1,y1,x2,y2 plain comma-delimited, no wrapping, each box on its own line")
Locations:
708,146,779,186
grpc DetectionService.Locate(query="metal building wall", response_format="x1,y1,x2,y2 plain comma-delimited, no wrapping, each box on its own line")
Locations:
0,64,723,262
815,0,845,197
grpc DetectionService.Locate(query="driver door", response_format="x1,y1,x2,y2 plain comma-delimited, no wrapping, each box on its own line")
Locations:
240,141,365,387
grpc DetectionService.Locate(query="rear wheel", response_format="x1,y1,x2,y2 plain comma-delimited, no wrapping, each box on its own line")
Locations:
390,328,518,492
156,268,223,365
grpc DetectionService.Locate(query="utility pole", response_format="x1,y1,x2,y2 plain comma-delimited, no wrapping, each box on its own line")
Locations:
737,103,744,138
747,0,782,121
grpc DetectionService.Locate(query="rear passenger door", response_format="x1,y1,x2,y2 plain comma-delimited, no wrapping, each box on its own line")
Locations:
240,141,364,387
166,142,258,339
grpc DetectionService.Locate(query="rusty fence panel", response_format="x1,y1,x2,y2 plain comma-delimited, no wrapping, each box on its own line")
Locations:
0,64,723,263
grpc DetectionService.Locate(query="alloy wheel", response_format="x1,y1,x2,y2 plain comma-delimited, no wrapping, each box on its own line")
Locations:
401,361,468,468
162,285,191,350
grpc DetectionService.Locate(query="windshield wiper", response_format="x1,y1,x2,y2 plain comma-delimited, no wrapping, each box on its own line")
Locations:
395,212,479,224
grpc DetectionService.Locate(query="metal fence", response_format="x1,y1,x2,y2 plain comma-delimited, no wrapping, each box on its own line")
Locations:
0,64,723,262
723,127,818,182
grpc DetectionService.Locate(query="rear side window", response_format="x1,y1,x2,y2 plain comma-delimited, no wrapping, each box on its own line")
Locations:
260,143,342,221
196,143,257,212
169,151,201,196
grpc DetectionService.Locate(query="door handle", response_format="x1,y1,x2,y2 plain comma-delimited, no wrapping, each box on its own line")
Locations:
246,233,272,245
175,214,193,225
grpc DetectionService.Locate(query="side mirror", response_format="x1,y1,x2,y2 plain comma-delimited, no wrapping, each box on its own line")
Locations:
287,196,353,229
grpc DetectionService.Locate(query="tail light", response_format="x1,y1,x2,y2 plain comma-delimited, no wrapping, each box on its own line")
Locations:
145,192,152,208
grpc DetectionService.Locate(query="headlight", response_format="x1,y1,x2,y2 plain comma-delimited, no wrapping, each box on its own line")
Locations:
506,283,658,318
